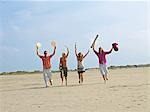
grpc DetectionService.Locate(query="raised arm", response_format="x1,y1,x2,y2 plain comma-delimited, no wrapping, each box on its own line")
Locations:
66,47,69,57
36,46,42,57
75,43,78,57
59,58,62,69
83,50,89,58
105,47,113,54
92,42,98,54
50,46,56,57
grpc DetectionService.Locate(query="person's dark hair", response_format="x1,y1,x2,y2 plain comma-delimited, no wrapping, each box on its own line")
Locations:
44,51,47,54
78,52,81,56
99,47,104,53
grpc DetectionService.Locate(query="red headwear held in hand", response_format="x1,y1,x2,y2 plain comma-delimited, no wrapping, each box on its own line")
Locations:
112,43,119,51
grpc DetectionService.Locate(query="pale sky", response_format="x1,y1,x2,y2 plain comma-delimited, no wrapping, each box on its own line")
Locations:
0,0,150,72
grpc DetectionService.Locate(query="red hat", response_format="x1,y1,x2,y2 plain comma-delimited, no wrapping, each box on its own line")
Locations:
112,43,119,51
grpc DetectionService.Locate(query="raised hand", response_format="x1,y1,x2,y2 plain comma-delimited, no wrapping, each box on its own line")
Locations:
75,43,77,50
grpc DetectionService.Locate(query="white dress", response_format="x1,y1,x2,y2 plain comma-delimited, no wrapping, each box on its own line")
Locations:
77,61,85,72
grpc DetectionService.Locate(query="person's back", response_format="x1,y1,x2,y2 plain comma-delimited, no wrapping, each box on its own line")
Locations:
77,53,83,62
93,45,113,83
36,45,56,87
40,55,51,69
94,47,112,64
75,43,89,84
60,56,67,68
59,47,69,86
96,51,107,64
77,53,84,68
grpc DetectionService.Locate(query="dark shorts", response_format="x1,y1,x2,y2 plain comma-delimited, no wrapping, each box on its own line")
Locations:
60,67,68,77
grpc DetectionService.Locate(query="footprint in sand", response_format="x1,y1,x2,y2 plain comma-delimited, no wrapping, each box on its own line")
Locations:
132,100,137,102
140,99,144,101
126,106,131,109
112,89,118,91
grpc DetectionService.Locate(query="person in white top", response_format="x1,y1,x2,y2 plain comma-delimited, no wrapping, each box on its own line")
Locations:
75,43,89,84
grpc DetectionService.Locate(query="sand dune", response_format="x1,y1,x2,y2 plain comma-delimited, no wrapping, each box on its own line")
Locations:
0,67,150,112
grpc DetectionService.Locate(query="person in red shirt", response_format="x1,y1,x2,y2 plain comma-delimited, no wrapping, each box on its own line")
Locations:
36,45,56,87
93,42,113,83
59,47,69,86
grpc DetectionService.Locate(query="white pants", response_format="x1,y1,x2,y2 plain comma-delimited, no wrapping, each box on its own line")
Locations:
99,64,108,76
43,69,52,86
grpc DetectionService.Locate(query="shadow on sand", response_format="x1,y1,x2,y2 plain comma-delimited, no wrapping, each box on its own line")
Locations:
0,86,46,92
109,83,150,89
0,82,104,92
52,82,103,88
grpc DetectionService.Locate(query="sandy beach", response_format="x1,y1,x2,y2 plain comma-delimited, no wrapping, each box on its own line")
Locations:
0,67,150,112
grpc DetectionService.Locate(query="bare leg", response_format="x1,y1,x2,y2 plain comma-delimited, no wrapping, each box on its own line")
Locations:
78,73,81,83
61,77,64,85
49,79,53,85
102,75,106,83
105,74,108,80
60,71,63,85
64,68,68,86
65,77,67,86
81,73,83,83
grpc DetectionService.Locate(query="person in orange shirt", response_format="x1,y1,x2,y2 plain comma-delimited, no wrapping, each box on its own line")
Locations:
36,45,56,87
59,47,69,86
